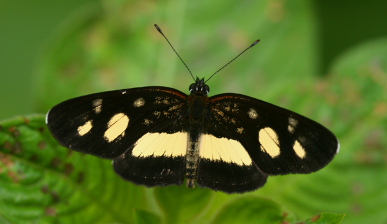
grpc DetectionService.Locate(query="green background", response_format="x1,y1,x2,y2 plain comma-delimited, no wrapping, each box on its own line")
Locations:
1,0,387,119
0,0,386,223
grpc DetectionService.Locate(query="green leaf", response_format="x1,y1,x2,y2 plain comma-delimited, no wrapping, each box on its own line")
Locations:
0,115,147,223
300,213,345,224
211,196,287,224
154,185,212,224
133,209,161,224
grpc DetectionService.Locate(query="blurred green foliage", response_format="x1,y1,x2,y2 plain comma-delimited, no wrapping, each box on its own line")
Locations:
1,0,387,223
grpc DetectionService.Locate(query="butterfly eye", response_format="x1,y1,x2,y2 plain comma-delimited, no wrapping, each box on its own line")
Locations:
189,83,195,92
204,85,210,94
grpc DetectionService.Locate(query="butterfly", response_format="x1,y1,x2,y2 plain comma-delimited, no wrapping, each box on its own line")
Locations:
46,25,339,193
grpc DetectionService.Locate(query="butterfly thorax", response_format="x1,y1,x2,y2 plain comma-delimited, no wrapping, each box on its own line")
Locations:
186,94,210,123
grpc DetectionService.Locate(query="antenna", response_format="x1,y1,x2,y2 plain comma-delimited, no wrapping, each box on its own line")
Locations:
205,39,260,83
154,24,195,81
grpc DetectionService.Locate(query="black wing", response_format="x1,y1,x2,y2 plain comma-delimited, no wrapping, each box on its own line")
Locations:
46,87,189,186
210,93,338,174
196,93,338,191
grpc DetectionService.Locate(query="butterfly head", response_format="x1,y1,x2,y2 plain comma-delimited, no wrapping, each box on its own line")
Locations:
189,77,210,96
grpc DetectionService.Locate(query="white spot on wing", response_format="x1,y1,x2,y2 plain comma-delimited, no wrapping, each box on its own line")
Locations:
132,132,187,158
293,140,306,158
133,97,145,107
153,111,161,119
104,113,129,142
259,127,280,158
199,134,252,166
248,108,258,119
92,99,103,114
288,117,298,133
143,119,153,126
77,120,93,136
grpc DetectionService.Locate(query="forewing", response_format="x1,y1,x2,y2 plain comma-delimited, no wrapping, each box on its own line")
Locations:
46,87,188,159
208,93,339,175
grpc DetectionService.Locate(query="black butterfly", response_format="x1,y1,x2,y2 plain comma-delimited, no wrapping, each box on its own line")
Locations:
46,25,339,193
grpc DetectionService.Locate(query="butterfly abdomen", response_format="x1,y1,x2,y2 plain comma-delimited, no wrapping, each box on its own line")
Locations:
185,130,201,188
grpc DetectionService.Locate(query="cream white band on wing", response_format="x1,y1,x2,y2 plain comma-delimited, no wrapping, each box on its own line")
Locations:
132,132,187,158
199,134,252,166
